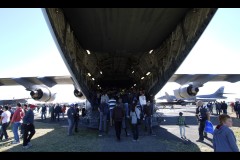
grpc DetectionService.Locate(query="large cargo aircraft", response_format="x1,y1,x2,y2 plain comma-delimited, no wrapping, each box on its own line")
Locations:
0,74,238,104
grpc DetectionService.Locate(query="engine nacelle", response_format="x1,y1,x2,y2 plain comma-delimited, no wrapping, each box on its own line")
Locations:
30,87,56,102
173,85,199,99
74,89,83,98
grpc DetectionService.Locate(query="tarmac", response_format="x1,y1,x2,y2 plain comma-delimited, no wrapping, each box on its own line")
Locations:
33,105,240,152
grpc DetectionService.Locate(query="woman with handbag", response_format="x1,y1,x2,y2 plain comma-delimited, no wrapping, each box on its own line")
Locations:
130,102,141,142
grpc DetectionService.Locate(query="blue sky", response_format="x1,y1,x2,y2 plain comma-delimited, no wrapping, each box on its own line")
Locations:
0,8,240,102
0,8,69,77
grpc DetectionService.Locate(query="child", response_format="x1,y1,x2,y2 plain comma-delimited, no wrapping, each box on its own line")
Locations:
177,112,186,139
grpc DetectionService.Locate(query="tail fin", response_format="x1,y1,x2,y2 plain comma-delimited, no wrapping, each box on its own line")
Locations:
213,86,224,95
165,92,174,102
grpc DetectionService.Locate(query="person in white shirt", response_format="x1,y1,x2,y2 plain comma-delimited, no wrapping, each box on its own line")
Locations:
130,103,141,141
0,106,11,141
101,92,109,104
139,91,146,109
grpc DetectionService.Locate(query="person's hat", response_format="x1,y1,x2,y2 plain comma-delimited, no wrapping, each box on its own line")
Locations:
196,100,203,107
179,112,183,115
30,104,36,109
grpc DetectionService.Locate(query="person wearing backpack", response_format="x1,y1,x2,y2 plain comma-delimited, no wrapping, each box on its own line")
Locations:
98,99,109,136
130,102,141,142
112,102,124,141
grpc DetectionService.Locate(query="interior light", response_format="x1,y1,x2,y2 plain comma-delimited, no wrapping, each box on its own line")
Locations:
134,84,136,86
146,72,151,76
86,50,91,55
88,73,91,77
92,78,95,81
132,71,135,74
149,50,153,54
141,77,145,80
100,71,103,74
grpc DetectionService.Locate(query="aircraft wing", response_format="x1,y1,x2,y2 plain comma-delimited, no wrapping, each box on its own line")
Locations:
169,74,240,85
0,76,74,90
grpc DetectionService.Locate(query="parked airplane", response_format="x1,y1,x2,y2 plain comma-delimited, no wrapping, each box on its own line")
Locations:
0,76,84,103
0,98,30,106
168,74,240,99
158,86,230,105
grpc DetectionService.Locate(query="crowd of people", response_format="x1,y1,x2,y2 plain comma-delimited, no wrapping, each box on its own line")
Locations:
1,89,240,152
178,100,239,152
205,100,240,118
95,89,155,142
0,103,36,149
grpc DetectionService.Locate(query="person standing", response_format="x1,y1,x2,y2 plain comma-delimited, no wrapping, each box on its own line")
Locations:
10,103,25,144
108,96,117,126
118,99,130,137
221,101,228,114
143,101,153,135
20,104,28,139
130,103,140,142
41,104,47,120
0,106,11,141
213,114,239,152
139,91,146,115
121,91,129,118
195,100,210,142
177,112,186,139
22,104,36,149
50,104,55,121
230,102,235,113
207,102,213,115
112,102,125,141
54,104,62,122
61,105,66,120
234,101,239,118
0,106,3,116
98,99,109,136
67,104,76,136
74,104,80,133
216,101,221,115
236,102,240,119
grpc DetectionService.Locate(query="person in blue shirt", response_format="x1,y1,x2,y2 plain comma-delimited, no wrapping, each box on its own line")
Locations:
213,114,239,152
67,104,76,136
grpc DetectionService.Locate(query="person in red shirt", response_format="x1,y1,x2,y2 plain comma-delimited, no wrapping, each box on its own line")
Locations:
10,103,25,144
62,105,66,120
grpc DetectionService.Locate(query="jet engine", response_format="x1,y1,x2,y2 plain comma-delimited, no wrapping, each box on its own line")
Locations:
30,87,56,102
74,89,83,98
173,84,199,99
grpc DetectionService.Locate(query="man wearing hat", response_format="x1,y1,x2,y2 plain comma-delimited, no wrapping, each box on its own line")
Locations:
22,104,36,149
195,100,210,142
